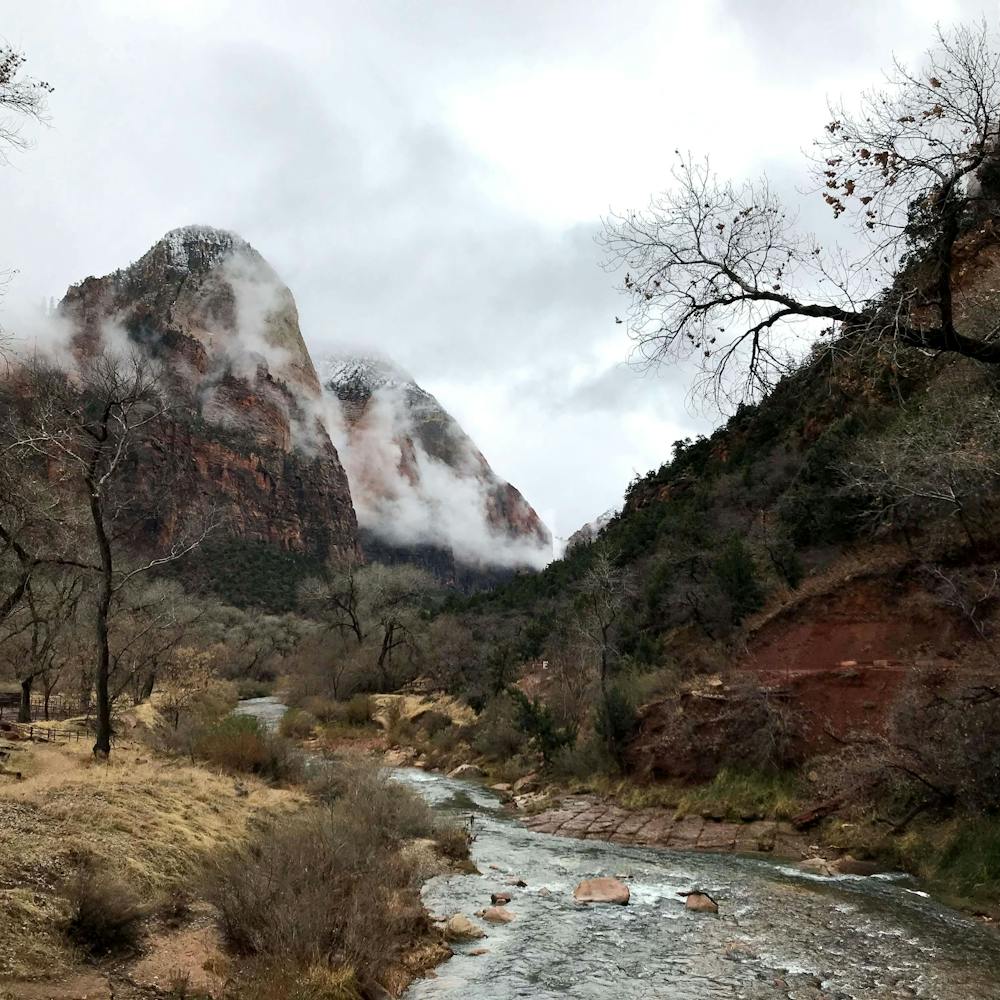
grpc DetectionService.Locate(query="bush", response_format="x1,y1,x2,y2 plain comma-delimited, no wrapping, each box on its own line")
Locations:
205,760,435,989
594,685,639,768
415,709,452,737
236,679,273,700
279,708,319,740
472,693,529,760
61,860,146,956
193,714,299,782
549,737,616,782
433,824,472,861
227,962,362,1000
510,689,576,764
712,534,765,621
305,756,436,845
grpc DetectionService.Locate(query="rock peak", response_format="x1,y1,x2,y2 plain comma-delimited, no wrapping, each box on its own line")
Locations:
322,354,415,396
150,225,254,275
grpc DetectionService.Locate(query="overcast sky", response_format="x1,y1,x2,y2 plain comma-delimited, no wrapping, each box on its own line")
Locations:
1,0,993,539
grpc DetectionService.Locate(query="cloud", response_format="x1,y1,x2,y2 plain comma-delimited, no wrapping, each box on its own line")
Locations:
320,378,552,570
1,0,993,534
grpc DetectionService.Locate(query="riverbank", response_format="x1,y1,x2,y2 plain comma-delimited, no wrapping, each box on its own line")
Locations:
341,692,999,924
0,705,471,999
0,720,305,997
396,765,1000,1000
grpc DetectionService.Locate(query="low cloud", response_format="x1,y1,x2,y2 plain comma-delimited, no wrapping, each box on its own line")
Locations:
319,369,552,571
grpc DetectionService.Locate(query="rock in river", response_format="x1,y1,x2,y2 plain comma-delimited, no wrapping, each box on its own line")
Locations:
445,914,486,941
448,764,484,780
482,906,515,923
682,891,719,913
573,877,630,905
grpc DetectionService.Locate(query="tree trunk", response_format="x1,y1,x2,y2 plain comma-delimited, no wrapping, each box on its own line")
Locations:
377,627,393,692
90,490,114,758
43,688,51,721
18,675,33,723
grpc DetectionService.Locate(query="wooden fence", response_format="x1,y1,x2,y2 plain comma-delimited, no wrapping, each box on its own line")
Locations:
0,721,85,743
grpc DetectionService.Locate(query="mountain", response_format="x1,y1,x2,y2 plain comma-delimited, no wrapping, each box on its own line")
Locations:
322,355,551,585
58,225,360,603
565,508,618,552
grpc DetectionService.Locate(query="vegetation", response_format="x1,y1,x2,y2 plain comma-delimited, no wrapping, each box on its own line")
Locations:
60,858,147,957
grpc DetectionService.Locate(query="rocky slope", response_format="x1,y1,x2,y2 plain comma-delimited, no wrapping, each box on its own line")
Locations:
323,355,551,585
59,225,360,571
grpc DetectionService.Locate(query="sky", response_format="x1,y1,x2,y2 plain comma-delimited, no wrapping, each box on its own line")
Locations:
1,0,994,541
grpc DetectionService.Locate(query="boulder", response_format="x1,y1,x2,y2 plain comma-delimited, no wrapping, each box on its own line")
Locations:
482,906,514,923
468,948,490,957
573,877,630,905
829,855,882,877
444,914,486,941
798,857,835,877
682,891,718,914
512,773,540,794
490,892,512,905
448,764,484,780
490,783,512,793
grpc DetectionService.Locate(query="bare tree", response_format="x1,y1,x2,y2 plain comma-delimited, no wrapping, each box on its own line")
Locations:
299,563,366,646
603,22,1000,405
0,45,52,158
573,548,630,703
841,383,1000,541
359,564,436,691
0,569,83,721
23,352,214,755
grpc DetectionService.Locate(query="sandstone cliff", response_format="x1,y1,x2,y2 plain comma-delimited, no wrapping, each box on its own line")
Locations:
59,225,360,568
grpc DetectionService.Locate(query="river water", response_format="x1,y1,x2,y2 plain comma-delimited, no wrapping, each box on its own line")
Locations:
236,699,1000,999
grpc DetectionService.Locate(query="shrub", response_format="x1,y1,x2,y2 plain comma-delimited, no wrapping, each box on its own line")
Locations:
236,679,273,700
712,534,765,621
305,756,436,845
204,762,435,989
226,960,362,1000
509,688,576,764
193,714,299,782
594,685,639,768
61,860,146,956
415,709,452,737
279,708,319,740
433,824,472,861
341,694,372,727
472,694,529,760
549,737,616,782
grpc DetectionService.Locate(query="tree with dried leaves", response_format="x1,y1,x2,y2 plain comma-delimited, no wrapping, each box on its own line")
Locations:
0,44,51,158
603,22,1000,405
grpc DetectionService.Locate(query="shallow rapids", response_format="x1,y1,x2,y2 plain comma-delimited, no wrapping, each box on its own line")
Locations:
397,768,1000,1000
233,698,1000,998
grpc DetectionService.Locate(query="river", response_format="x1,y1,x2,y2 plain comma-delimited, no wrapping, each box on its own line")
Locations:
238,698,1000,998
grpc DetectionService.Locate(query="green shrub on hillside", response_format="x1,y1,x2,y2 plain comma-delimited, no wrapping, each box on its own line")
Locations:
192,714,298,782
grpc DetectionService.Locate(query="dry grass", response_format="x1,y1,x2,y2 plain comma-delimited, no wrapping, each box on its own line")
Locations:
0,738,305,979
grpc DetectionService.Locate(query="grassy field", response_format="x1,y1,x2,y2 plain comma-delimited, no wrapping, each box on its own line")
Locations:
0,727,306,983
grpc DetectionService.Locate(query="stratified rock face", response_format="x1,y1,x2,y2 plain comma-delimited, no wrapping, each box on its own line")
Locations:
323,355,550,581
59,225,359,563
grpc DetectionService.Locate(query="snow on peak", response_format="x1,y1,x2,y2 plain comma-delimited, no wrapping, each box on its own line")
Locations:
156,225,252,272
322,354,415,395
